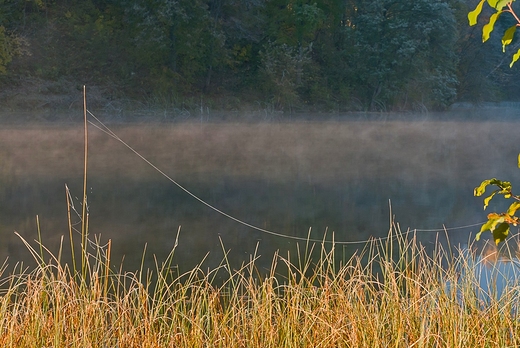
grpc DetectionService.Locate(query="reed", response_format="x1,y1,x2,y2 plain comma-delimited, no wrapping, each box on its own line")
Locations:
0,221,519,347
1,94,519,346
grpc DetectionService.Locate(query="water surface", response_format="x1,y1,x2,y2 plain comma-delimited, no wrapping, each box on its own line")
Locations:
1,110,519,273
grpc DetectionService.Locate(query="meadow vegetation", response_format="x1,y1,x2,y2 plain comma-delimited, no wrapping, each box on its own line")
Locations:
2,0,520,344
2,117,520,346
1,221,520,347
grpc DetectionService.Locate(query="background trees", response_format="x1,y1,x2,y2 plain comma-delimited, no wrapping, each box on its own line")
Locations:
335,0,459,110
0,0,518,112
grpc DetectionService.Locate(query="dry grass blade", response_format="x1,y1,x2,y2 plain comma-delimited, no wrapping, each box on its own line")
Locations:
1,222,520,347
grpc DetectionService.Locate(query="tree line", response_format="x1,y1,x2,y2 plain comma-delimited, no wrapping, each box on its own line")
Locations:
0,0,519,112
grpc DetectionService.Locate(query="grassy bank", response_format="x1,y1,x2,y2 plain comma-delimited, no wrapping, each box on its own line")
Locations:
1,224,519,347
2,117,520,346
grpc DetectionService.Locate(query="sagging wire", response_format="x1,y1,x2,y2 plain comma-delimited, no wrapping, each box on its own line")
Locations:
86,110,485,245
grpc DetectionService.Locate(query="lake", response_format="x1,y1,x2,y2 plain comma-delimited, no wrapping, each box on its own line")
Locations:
1,108,519,274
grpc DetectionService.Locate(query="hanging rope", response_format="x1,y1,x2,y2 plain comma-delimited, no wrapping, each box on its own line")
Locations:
86,110,484,245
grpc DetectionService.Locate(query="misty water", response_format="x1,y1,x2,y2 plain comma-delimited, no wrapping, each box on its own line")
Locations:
1,107,520,275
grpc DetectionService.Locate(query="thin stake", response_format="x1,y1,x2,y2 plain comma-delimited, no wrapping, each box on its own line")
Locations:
104,239,111,298
36,215,44,266
81,85,89,280
65,184,77,274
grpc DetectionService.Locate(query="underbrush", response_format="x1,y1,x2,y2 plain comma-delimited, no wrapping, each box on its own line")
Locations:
1,223,520,347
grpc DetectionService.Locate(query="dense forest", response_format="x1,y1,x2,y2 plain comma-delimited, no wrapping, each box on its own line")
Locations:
0,0,519,113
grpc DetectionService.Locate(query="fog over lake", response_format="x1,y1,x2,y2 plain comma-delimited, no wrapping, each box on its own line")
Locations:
1,108,519,273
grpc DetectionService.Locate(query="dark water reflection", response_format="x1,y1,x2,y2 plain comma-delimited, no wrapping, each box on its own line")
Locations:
1,112,519,274
447,246,520,307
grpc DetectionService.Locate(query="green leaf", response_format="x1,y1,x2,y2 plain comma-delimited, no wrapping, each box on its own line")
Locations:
483,217,501,232
496,0,512,10
483,190,498,209
488,0,512,10
476,222,490,241
474,178,500,196
475,179,493,196
469,0,486,26
492,222,510,244
510,48,520,67
483,11,502,43
477,216,502,241
507,201,520,215
502,25,517,52
493,178,512,192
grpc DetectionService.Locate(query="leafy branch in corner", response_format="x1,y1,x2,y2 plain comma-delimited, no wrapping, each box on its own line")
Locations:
474,155,520,244
469,1,520,243
468,0,520,67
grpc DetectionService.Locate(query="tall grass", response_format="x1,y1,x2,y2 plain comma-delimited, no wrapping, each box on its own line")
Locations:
1,222,520,347
2,98,519,346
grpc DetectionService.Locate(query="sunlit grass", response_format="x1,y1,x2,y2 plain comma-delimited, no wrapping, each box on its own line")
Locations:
2,114,520,346
1,222,520,347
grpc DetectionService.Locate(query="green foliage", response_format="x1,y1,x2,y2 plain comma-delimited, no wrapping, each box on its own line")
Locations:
474,170,520,244
1,0,465,111
483,11,502,42
259,41,305,108
469,1,520,244
501,25,516,51
120,0,230,94
0,0,508,110
337,0,459,110
264,0,325,47
468,0,520,67
510,47,520,67
0,23,27,75
468,0,485,25
0,26,12,74
258,0,325,107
